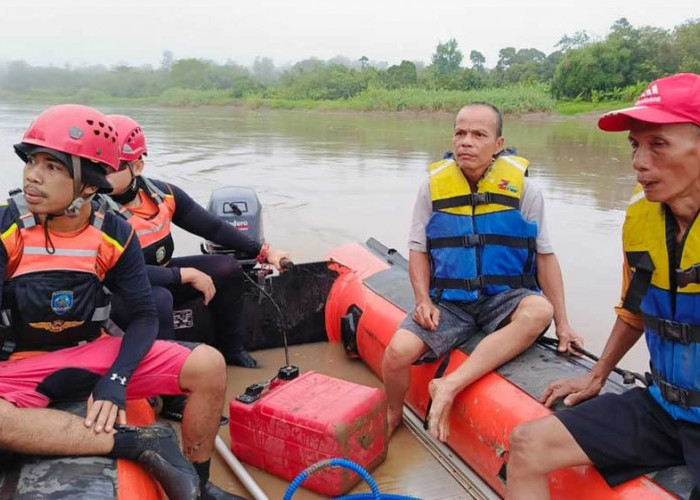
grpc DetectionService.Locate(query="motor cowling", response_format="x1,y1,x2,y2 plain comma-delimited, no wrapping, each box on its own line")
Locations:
201,186,264,267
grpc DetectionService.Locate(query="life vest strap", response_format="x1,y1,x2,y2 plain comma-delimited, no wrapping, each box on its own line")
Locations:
432,192,520,211
622,251,655,313
651,371,700,409
643,314,700,344
432,274,537,291
428,234,536,251
9,193,37,229
676,264,700,288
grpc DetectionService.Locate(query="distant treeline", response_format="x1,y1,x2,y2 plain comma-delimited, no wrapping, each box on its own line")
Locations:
0,17,698,112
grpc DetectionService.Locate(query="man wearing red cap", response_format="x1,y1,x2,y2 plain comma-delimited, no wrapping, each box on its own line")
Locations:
505,73,700,499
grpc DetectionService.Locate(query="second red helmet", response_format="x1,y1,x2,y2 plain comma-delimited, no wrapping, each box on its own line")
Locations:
108,114,148,162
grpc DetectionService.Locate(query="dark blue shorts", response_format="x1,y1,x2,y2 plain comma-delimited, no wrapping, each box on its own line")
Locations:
556,387,700,488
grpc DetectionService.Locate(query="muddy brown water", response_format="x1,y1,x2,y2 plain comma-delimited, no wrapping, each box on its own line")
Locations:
0,103,646,497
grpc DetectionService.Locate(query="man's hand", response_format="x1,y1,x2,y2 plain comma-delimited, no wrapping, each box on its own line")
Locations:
555,323,584,356
85,395,126,433
540,372,604,408
265,248,291,271
413,300,440,331
181,267,216,305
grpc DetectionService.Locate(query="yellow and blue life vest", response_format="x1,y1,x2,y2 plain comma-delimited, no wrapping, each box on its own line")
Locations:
426,153,538,302
623,184,700,423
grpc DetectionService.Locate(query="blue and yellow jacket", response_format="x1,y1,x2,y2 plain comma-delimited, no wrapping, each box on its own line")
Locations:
426,153,539,302
623,184,700,423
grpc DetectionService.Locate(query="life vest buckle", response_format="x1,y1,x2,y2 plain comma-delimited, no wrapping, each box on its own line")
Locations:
660,319,690,344
662,384,690,409
462,234,484,247
471,193,488,206
676,264,700,288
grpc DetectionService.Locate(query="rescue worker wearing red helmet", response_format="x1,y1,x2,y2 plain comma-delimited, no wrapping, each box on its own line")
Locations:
0,104,244,500
103,114,289,369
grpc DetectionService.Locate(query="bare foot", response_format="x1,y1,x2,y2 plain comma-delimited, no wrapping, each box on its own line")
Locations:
387,407,403,437
427,378,458,442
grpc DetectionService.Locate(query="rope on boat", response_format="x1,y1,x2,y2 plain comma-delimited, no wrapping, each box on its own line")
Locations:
283,458,421,500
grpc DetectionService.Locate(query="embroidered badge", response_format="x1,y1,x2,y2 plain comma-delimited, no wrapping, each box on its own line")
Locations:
156,246,167,264
51,291,74,315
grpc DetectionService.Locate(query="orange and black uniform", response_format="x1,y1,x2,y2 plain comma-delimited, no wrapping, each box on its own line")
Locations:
107,178,260,359
0,195,191,409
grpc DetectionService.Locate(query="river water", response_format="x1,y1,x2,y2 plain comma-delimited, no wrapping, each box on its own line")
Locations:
0,103,645,372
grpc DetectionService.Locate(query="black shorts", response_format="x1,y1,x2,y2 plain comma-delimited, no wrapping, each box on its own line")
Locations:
556,387,700,488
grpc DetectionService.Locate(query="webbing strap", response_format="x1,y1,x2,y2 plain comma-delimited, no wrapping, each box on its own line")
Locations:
428,234,536,251
622,251,655,313
432,274,537,291
651,371,700,409
643,314,700,344
432,192,519,211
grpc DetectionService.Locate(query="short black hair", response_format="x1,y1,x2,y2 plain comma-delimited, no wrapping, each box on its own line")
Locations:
461,102,503,137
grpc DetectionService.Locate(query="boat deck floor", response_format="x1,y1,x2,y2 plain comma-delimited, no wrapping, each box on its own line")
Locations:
171,342,472,500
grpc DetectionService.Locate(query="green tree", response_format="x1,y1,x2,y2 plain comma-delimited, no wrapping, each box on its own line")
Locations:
674,19,700,73
385,60,418,88
431,39,463,76
252,57,276,85
469,50,486,71
555,31,590,52
160,50,174,72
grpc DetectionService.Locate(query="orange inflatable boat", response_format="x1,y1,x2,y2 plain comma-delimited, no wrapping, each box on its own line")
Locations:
321,238,691,500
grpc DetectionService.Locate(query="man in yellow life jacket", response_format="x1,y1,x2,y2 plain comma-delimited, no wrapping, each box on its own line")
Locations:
382,103,583,442
506,73,700,499
0,105,244,500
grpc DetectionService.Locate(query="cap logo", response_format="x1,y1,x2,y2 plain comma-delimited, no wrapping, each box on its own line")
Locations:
637,84,661,105
68,126,84,139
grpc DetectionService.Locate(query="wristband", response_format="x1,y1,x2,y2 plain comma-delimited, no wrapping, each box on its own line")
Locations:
256,242,270,264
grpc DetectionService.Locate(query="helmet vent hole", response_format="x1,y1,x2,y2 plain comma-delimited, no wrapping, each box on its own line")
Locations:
86,119,94,125
93,130,100,136
98,122,105,128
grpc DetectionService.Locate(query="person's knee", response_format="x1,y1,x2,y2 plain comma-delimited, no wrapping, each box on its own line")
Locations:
152,286,174,310
383,330,424,371
515,296,554,333
508,422,544,472
181,345,227,392
508,419,561,475
0,400,16,438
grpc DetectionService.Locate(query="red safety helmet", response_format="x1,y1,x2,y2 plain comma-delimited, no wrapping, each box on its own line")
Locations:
16,104,120,171
14,105,120,211
108,114,147,162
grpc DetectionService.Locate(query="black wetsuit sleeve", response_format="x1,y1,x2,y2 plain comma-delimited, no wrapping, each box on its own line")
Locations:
167,182,262,255
146,264,181,287
93,234,159,409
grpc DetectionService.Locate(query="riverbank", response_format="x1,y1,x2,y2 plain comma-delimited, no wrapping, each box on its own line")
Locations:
0,86,632,117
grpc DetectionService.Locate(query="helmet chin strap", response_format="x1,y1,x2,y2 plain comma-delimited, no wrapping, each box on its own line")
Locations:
62,155,94,218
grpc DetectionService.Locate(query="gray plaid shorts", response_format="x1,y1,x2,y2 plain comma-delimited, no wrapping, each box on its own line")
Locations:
398,288,541,362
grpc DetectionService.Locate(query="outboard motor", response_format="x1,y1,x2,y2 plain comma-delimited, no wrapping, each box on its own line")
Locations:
201,186,264,267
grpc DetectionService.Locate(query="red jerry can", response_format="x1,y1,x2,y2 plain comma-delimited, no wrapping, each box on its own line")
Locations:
229,371,387,496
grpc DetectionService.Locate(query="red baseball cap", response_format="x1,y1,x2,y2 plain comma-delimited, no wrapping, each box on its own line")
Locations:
598,73,700,131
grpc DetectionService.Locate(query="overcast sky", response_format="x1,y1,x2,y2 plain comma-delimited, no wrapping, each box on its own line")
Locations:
1,0,697,69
